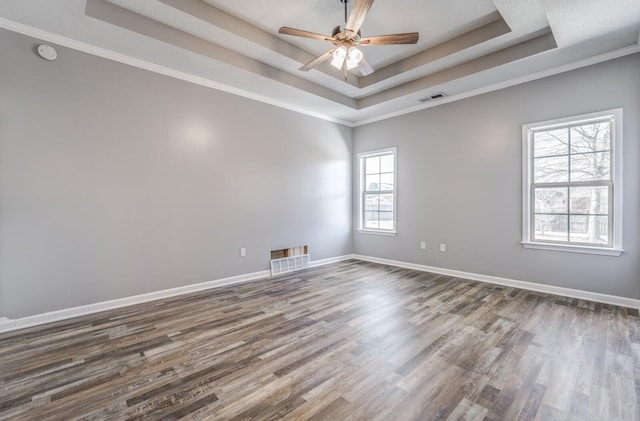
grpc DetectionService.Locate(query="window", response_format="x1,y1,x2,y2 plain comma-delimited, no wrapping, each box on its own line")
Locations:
357,147,396,234
522,109,623,255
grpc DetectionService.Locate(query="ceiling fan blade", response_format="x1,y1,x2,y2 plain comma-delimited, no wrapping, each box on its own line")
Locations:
360,32,419,45
345,0,374,33
300,49,336,71
356,57,375,76
278,26,334,42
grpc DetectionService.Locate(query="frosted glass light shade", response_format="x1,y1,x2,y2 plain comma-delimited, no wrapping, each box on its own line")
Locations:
346,47,363,70
330,46,347,69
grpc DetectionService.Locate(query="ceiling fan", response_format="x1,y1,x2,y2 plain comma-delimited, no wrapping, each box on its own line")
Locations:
279,0,419,80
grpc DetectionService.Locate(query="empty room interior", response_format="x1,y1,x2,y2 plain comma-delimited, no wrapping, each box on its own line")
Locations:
1,0,639,419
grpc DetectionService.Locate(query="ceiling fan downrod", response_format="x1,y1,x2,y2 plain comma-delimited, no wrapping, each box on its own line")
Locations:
340,0,350,24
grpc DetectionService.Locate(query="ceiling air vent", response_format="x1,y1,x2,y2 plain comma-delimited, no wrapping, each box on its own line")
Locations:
419,92,447,102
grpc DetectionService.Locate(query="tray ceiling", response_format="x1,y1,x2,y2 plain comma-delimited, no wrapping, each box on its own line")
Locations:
0,0,639,125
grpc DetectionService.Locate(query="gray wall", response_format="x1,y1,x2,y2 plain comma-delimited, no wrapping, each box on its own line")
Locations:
1,27,638,320
353,53,640,299
0,29,352,318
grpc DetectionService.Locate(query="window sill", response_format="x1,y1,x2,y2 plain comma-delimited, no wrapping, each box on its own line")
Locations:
357,229,397,237
521,242,623,256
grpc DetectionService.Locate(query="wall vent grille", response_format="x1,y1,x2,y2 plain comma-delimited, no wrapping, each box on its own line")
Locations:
419,92,447,102
270,254,310,275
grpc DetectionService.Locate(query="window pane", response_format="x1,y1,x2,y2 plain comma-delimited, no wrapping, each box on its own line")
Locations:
365,194,379,211
365,174,380,191
534,215,568,242
534,129,568,157
364,211,379,229
365,156,380,174
534,156,568,183
380,173,394,190
380,154,394,172
570,215,608,244
379,213,394,230
535,188,568,214
379,194,394,212
570,152,610,181
570,186,608,214
571,122,610,153
379,211,393,221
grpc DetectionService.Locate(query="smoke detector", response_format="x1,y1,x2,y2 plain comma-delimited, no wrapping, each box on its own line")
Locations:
36,44,58,61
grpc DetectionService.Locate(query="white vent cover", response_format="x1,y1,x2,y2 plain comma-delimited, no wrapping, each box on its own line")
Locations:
419,92,447,102
270,254,310,275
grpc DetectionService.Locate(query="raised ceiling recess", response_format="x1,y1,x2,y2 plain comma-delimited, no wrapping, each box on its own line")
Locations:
0,0,638,125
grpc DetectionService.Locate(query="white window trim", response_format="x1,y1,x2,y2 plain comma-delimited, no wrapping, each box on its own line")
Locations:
521,108,623,256
357,147,397,236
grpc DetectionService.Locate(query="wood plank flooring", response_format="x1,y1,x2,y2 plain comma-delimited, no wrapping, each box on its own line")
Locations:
1,260,639,420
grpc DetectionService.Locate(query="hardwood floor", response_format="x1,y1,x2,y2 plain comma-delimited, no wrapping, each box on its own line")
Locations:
1,260,639,420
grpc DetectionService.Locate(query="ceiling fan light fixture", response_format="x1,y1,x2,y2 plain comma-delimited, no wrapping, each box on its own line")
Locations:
346,47,363,70
278,0,419,79
330,46,348,69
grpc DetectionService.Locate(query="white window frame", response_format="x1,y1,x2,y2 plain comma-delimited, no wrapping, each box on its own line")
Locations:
357,147,397,236
521,108,623,256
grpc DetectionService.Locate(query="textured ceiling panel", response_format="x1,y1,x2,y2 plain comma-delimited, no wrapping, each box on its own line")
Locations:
541,0,640,46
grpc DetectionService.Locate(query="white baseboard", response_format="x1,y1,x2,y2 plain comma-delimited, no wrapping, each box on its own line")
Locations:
307,254,355,268
352,254,640,309
0,317,14,332
0,269,272,333
2,253,637,334
0,255,355,334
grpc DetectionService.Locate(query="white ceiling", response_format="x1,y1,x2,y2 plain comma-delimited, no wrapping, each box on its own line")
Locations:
0,0,639,126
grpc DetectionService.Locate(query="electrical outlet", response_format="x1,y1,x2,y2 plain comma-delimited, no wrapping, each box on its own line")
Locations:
420,241,426,250
240,247,246,257
439,243,446,252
